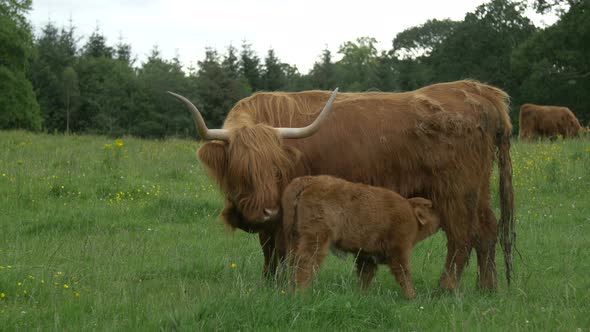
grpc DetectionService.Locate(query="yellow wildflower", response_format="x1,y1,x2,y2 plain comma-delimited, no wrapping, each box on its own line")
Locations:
0,293,4,299
74,292,80,297
17,282,22,287
114,139,124,148
63,284,69,289
231,263,237,269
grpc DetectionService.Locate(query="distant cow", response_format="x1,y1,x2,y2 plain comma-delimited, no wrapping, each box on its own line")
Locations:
280,175,441,299
519,104,582,140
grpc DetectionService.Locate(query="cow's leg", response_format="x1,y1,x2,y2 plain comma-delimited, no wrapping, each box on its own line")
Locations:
474,204,498,290
355,256,378,290
439,237,472,292
438,191,480,292
259,230,279,279
292,235,331,289
387,249,415,299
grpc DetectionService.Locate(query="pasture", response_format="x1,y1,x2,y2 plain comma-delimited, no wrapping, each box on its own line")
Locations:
0,130,589,330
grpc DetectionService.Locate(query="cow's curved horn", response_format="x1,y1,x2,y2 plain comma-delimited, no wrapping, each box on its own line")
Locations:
167,91,230,141
276,88,338,139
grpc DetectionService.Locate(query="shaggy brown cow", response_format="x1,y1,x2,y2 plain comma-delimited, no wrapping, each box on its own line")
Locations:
519,104,582,140
281,175,441,299
169,80,515,292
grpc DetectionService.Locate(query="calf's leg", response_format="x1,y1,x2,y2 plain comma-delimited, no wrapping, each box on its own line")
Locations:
292,235,331,289
388,248,415,299
355,256,378,290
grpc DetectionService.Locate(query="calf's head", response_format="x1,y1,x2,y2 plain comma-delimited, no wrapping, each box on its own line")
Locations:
408,197,440,240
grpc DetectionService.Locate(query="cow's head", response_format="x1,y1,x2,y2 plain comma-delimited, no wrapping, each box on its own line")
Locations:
168,90,338,225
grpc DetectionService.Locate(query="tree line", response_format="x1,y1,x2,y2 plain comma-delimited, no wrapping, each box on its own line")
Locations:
1,0,588,138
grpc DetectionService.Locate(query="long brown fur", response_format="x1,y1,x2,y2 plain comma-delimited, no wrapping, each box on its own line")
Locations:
281,176,440,299
519,104,582,140
196,80,515,290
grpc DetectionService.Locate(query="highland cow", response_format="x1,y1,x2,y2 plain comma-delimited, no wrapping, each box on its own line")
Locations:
281,175,440,299
169,80,515,292
519,104,582,140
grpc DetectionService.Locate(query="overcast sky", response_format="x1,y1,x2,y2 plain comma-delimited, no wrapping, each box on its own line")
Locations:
27,0,555,74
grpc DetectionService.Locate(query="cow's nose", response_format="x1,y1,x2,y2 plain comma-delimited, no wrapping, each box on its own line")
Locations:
263,208,279,221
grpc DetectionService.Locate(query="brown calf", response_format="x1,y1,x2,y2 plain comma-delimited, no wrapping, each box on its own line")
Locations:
280,175,440,299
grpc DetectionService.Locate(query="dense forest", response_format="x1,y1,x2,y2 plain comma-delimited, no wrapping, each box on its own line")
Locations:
1,0,588,138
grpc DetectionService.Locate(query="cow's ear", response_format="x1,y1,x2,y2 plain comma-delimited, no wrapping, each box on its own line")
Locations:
283,145,302,164
198,141,227,181
408,197,433,225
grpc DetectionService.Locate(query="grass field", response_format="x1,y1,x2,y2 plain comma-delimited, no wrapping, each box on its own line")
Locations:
0,130,589,331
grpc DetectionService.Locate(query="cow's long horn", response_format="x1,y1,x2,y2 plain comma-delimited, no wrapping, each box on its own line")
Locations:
167,91,230,141
276,88,338,139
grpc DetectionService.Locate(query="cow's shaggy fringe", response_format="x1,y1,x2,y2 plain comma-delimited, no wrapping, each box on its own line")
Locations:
227,125,295,219
198,124,297,222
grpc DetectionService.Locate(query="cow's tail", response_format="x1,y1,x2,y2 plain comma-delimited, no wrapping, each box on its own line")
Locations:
478,82,515,287
498,130,515,286
492,92,516,287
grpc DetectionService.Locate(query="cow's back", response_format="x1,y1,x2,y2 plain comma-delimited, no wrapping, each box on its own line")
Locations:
292,82,508,195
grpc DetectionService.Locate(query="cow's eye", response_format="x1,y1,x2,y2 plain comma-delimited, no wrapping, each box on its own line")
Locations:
274,168,283,181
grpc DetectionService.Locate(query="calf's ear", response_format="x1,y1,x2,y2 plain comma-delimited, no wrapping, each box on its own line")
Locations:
408,197,433,225
198,141,228,184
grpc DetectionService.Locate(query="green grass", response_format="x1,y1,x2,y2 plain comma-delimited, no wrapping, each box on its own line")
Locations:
0,130,589,331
